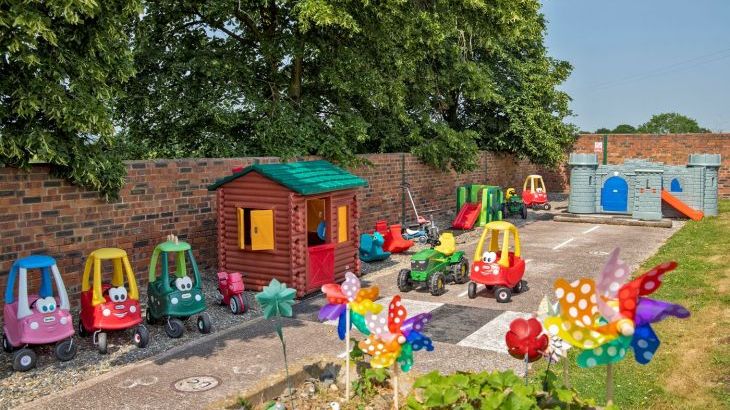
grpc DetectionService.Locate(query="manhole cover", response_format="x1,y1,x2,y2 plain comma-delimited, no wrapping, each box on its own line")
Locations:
173,376,220,393
589,250,609,256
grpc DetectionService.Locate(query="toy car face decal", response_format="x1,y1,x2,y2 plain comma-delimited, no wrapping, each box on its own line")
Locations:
175,276,193,291
35,296,57,313
108,286,128,302
482,252,498,263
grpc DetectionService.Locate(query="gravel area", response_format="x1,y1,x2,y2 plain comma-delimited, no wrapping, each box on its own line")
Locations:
0,273,263,410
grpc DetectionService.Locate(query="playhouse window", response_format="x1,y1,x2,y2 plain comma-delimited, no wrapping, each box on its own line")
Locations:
236,207,274,251
306,198,328,246
670,178,682,192
338,206,348,243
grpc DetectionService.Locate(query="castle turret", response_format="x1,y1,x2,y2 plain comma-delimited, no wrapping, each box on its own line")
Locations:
568,153,599,214
688,153,721,216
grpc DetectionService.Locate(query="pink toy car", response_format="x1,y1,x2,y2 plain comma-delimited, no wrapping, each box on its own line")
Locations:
2,255,77,371
216,272,246,314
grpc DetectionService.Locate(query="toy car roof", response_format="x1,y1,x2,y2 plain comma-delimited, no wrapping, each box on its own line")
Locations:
12,255,57,270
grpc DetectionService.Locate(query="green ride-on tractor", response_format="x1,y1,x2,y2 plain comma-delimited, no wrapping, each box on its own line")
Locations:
501,188,527,220
145,235,213,338
397,232,469,296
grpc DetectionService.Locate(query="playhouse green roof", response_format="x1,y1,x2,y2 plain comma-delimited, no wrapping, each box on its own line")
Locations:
207,160,367,195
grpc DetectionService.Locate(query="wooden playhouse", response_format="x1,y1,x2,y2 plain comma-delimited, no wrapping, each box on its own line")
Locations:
207,160,367,296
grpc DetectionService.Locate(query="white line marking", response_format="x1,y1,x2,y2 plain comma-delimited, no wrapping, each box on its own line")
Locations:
552,238,574,250
457,311,531,352
582,226,600,234
337,350,348,358
457,259,532,297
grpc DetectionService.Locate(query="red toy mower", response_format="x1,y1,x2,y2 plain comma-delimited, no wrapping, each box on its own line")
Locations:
467,221,527,303
78,248,149,354
216,272,246,314
521,175,550,210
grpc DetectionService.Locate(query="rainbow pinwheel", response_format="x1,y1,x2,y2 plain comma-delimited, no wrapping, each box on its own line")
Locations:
358,295,434,372
545,248,690,368
318,272,382,339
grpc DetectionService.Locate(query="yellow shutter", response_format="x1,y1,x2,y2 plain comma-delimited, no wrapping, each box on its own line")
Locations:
338,206,348,243
251,210,274,250
237,208,245,249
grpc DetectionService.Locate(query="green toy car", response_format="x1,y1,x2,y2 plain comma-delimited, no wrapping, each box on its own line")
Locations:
397,232,469,296
501,188,527,219
145,235,213,338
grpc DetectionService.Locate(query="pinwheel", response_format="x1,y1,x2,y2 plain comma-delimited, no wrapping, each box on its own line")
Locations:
545,248,690,403
358,295,434,409
318,272,382,401
505,317,548,384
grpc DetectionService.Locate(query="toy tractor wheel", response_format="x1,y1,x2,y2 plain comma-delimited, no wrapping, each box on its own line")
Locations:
54,338,78,362
520,205,527,220
165,318,185,338
513,280,527,294
77,318,89,337
133,325,150,348
454,256,469,284
467,282,478,299
495,287,512,303
429,272,446,296
12,348,37,372
397,269,413,292
544,203,551,211
197,312,213,334
501,203,509,218
2,333,17,353
96,332,108,354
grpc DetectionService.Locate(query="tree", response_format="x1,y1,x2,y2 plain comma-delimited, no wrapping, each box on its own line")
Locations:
117,0,576,172
612,124,636,133
595,128,612,134
637,113,709,134
0,1,141,197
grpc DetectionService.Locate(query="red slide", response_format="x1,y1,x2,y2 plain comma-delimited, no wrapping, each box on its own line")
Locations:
452,203,481,229
661,190,704,221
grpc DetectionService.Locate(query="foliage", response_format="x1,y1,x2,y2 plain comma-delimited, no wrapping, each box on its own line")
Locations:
595,124,638,134
406,369,595,409
349,338,391,400
116,0,576,170
0,0,141,197
637,113,710,134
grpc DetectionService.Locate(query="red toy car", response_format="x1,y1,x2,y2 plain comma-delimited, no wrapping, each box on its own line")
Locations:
78,248,149,354
521,175,551,210
216,272,246,314
467,221,527,303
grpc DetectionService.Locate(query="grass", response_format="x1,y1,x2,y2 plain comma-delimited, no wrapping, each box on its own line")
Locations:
532,200,730,409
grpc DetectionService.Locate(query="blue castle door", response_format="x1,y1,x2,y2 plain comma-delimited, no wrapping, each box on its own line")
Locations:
601,176,628,212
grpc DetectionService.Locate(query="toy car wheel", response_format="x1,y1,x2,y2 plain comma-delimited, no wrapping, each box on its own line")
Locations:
215,290,225,305
521,206,527,219
397,269,413,292
77,318,88,337
2,333,17,353
54,338,77,362
165,318,185,338
145,308,157,325
429,272,446,296
12,348,37,372
513,280,527,294
532,203,540,211
495,287,512,303
544,203,551,210
467,282,477,299
229,295,240,314
418,235,428,244
133,325,150,348
197,312,213,334
231,295,246,314
454,257,469,284
97,332,108,354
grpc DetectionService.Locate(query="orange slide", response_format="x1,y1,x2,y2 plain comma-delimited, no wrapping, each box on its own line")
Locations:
661,190,704,221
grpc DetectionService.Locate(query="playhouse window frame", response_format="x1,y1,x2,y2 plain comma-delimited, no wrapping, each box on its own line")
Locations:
235,207,275,251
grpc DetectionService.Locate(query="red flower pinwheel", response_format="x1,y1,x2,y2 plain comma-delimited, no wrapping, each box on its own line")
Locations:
505,317,548,362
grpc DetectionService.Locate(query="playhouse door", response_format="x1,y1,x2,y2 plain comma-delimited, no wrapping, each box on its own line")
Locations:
307,244,335,291
601,176,629,212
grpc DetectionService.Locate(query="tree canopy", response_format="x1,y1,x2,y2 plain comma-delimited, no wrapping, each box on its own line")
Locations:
595,113,709,135
0,0,141,196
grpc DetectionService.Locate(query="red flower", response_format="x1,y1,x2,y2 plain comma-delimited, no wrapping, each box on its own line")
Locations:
505,317,548,362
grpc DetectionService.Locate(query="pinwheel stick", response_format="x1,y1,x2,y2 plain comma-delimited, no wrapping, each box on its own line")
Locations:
393,364,399,410
563,357,570,388
345,304,351,401
524,353,529,385
606,363,614,405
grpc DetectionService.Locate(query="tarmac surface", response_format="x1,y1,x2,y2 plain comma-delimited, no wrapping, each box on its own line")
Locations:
21,213,682,409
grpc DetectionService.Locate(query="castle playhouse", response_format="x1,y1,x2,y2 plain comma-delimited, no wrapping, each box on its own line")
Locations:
568,153,720,221
208,160,367,296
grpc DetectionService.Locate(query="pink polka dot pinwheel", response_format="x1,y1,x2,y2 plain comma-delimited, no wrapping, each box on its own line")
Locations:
544,248,690,368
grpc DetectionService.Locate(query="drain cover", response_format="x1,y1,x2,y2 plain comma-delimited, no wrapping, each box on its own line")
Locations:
173,376,220,393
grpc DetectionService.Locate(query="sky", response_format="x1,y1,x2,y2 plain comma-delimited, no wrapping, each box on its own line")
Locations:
540,0,730,132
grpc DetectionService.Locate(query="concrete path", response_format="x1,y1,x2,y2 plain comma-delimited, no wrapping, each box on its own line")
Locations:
22,217,681,409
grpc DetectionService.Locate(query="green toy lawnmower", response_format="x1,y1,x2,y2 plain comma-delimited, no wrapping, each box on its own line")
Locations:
146,235,213,338
397,232,469,296
501,188,527,219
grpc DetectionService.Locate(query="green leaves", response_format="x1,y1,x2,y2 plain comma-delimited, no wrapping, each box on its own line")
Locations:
255,279,296,320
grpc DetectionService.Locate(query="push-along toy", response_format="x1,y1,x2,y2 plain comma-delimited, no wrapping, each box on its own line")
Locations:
216,271,246,314
146,235,213,337
502,188,527,219
468,221,527,302
2,255,77,371
78,248,149,354
397,232,469,296
522,175,550,210
401,183,436,243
